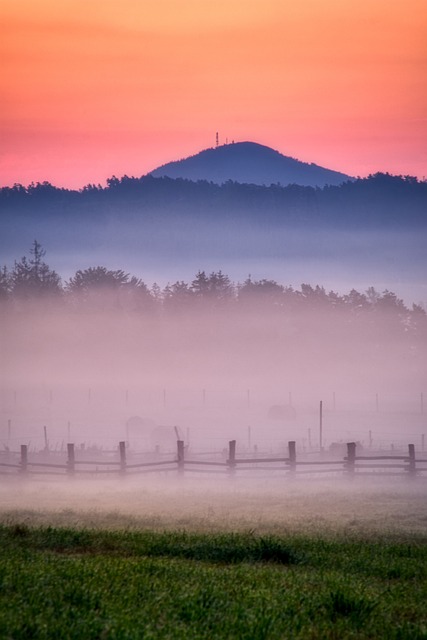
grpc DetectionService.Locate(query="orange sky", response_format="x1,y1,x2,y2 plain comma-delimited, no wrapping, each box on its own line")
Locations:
1,0,426,188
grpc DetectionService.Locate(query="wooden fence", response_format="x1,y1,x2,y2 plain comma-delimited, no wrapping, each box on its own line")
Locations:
1,441,426,480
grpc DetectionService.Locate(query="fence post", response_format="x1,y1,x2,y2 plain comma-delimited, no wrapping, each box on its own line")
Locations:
177,440,185,475
288,441,296,476
119,441,126,474
407,444,416,479
319,400,323,451
228,440,236,476
20,445,28,475
67,443,75,476
346,442,356,476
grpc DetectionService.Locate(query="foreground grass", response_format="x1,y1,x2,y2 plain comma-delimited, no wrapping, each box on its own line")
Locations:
0,525,426,639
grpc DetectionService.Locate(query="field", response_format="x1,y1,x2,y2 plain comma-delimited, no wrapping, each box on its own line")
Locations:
0,478,426,638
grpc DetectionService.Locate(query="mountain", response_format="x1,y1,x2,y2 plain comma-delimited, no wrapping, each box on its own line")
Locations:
149,141,352,187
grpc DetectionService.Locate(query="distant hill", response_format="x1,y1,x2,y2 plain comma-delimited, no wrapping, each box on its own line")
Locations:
149,141,352,187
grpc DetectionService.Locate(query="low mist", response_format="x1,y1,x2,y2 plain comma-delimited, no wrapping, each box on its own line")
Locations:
1,274,426,538
1,287,425,455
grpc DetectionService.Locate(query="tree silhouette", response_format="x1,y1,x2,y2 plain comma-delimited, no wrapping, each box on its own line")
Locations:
190,270,234,305
66,266,154,311
10,241,61,300
190,271,210,298
0,266,10,301
163,281,194,312
238,277,288,308
343,289,369,312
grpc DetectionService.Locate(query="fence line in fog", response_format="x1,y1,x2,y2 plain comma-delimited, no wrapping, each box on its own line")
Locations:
4,388,425,411
1,441,426,481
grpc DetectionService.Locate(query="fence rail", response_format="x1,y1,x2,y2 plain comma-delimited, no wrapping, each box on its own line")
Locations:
0,440,426,480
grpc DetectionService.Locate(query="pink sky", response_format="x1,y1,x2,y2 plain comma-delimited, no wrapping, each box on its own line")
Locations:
1,0,426,188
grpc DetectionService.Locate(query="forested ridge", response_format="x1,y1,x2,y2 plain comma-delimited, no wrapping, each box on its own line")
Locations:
1,173,426,228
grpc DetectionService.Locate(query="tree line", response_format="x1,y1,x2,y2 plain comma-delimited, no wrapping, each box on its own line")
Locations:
1,241,425,339
1,173,426,229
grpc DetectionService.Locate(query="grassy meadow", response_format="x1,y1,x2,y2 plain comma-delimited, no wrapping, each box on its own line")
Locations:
0,478,426,638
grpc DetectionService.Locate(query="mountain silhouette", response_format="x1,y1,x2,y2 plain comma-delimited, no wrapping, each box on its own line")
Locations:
149,141,352,187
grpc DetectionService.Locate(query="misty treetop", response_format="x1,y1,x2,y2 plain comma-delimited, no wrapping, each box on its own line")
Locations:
0,243,425,343
65,266,154,312
2,240,62,301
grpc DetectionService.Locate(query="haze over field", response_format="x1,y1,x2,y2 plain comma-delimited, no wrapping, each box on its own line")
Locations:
1,246,426,455
1,0,426,537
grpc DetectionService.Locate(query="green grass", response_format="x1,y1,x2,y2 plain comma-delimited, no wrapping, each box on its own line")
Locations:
0,525,426,639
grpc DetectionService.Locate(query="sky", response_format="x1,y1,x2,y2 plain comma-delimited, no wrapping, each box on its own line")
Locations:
1,0,426,189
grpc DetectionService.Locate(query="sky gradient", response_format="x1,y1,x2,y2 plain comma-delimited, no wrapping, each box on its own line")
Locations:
1,0,426,188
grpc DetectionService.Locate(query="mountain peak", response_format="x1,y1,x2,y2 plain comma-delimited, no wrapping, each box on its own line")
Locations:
149,141,352,187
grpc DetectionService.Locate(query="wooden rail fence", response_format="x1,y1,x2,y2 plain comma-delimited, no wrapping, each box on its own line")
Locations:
0,441,426,480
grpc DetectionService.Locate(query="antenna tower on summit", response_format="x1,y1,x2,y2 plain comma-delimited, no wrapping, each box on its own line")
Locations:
215,132,219,147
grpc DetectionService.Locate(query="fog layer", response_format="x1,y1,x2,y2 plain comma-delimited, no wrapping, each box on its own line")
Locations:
1,286,425,452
